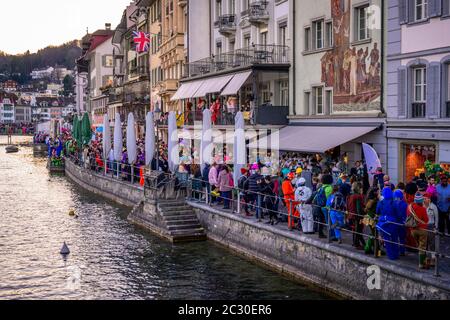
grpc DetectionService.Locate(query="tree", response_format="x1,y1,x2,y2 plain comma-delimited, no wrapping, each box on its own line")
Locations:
63,75,74,96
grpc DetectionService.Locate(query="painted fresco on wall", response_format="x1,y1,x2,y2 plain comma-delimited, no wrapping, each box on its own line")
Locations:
321,0,381,112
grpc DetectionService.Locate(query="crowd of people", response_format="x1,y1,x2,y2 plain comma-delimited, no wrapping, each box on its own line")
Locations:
1,122,34,135
194,152,449,270
47,125,450,271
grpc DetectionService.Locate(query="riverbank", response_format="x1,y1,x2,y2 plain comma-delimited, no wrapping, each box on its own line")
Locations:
64,159,450,300
1,146,327,300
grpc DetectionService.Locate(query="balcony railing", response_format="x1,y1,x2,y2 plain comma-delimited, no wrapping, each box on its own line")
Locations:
412,103,426,118
183,105,288,127
129,65,150,79
184,44,289,78
217,14,236,35
245,1,269,24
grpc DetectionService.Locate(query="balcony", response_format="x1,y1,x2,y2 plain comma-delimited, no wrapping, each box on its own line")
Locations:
108,87,124,104
412,103,426,118
217,14,236,36
184,44,289,78
183,105,288,127
129,65,150,80
242,1,269,25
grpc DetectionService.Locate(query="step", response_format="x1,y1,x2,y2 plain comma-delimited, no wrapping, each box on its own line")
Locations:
172,234,207,243
160,206,192,212
161,210,194,217
165,219,200,226
167,223,203,231
159,201,187,208
164,214,198,221
170,228,206,236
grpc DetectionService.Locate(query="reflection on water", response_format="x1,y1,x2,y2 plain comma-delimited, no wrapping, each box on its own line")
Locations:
0,143,331,300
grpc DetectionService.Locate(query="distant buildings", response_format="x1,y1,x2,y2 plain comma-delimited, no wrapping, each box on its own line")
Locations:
0,80,18,92
31,67,55,80
0,92,17,123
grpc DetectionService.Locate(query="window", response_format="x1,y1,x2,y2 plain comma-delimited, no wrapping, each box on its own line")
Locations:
304,27,311,51
260,31,268,46
356,5,369,41
229,39,235,52
415,0,428,21
216,41,222,55
229,0,235,14
243,33,251,47
326,89,333,114
216,0,222,19
326,21,333,47
280,80,289,106
446,64,450,117
412,67,426,118
304,91,311,113
279,23,287,47
314,87,324,115
313,20,324,49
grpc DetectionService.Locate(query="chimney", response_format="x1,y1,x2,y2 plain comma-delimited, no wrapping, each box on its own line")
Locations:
105,23,111,30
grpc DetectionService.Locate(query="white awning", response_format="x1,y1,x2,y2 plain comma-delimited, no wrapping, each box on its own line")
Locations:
171,80,204,100
193,74,234,98
221,71,252,96
258,125,379,153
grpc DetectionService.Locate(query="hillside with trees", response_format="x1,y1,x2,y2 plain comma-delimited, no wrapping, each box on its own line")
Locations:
0,41,81,84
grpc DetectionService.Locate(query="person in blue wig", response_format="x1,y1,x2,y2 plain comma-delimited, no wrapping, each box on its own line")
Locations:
393,189,407,256
376,187,400,260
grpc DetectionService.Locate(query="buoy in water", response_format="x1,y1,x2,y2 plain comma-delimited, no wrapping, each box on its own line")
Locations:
60,242,70,255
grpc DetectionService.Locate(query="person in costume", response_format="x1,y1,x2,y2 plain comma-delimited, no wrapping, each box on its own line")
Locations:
393,189,407,256
295,177,314,234
376,187,400,260
282,172,298,230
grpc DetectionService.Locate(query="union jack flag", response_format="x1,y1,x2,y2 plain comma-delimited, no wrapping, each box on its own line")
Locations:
133,31,150,53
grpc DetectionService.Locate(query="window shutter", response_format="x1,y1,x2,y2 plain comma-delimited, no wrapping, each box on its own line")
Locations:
444,0,450,15
397,67,407,118
429,0,442,17
102,55,106,67
310,91,316,116
444,64,450,117
407,0,415,22
312,23,317,50
427,62,441,118
399,0,408,23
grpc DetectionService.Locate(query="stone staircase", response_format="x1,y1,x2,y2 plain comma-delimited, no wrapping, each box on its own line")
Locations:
157,200,207,243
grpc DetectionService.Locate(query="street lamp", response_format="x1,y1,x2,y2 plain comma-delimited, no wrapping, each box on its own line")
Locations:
154,103,161,171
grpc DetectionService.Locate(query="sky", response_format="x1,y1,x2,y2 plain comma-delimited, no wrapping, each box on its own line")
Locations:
0,0,133,55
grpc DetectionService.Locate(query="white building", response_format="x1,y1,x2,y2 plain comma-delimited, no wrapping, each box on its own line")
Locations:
0,96,16,123
74,71,88,114
31,67,55,80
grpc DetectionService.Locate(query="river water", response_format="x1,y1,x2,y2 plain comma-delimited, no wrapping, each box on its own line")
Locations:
0,138,330,300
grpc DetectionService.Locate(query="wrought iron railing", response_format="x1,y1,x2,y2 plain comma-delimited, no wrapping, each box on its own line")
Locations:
412,102,426,118
184,44,289,78
217,14,236,34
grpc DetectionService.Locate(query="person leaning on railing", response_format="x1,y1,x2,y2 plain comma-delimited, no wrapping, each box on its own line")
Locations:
363,187,379,255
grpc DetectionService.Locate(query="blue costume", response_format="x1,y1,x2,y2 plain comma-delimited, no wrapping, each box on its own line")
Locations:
376,188,400,260
393,190,407,255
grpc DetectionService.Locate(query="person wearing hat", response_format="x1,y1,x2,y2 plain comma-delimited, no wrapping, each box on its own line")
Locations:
295,177,314,234
338,173,351,201
424,192,439,266
407,192,429,269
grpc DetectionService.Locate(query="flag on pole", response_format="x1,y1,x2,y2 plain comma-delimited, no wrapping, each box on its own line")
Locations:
133,31,150,53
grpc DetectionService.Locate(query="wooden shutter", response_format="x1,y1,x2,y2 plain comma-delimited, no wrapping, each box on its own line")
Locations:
429,0,442,17
407,0,415,22
426,62,441,118
397,67,407,118
444,0,450,16
399,0,408,24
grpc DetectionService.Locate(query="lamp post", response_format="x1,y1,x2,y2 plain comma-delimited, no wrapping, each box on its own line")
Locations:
154,103,161,171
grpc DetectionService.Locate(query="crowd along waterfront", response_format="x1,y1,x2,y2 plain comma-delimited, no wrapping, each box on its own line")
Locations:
0,137,331,300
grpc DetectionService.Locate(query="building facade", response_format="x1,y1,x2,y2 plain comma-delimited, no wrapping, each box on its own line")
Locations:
0,93,16,123
386,0,450,183
288,0,386,170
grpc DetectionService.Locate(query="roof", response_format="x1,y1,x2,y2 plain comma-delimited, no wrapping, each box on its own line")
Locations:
88,32,114,53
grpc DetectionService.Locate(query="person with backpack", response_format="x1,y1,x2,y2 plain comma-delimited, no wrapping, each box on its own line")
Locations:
248,165,263,219
328,186,346,244
313,174,334,239
295,178,314,234
238,168,251,216
376,187,401,261
347,182,366,249
261,176,278,225
407,193,429,269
